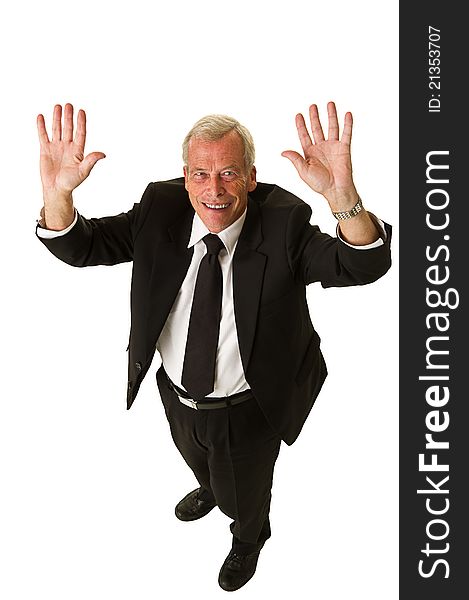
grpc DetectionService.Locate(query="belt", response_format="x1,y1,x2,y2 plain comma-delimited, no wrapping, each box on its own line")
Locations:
166,375,253,410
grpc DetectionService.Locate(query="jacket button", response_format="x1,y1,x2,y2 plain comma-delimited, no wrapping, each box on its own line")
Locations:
135,361,142,372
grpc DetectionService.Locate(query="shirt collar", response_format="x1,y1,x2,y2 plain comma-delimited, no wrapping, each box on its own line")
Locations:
188,208,247,256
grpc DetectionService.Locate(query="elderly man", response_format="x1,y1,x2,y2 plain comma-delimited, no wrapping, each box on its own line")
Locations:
36,102,391,591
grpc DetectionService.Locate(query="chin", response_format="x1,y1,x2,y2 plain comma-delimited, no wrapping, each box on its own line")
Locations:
204,218,230,233
198,207,237,233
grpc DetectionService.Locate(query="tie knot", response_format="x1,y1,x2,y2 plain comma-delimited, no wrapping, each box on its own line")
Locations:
203,234,224,256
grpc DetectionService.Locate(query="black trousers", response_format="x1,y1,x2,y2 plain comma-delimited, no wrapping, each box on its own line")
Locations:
156,366,282,554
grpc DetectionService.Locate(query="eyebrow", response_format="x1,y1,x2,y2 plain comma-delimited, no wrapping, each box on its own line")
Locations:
192,164,240,172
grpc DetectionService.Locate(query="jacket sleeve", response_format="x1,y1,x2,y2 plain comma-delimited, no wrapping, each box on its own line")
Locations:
36,183,155,267
286,202,392,287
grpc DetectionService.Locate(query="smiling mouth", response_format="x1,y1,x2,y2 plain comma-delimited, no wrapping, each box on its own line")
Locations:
202,202,231,210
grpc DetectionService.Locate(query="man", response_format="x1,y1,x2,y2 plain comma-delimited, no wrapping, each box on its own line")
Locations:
36,102,391,591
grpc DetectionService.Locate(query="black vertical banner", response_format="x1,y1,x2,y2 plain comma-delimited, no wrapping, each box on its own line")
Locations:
400,4,467,598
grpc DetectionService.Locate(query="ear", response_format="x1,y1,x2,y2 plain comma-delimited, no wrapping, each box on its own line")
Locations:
247,166,257,192
183,165,189,189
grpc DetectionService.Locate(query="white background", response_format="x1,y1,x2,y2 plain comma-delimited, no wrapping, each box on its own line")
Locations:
0,1,398,598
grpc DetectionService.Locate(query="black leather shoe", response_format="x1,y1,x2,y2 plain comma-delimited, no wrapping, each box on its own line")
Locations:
218,546,263,592
174,488,216,522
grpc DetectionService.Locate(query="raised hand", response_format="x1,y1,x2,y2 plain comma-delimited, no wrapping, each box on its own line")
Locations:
37,104,105,230
37,104,105,194
281,102,357,212
283,101,383,245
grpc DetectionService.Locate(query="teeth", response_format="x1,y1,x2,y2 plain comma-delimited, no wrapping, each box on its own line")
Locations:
205,203,230,209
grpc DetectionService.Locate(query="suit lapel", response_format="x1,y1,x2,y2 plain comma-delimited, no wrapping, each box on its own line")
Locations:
233,196,266,372
146,207,195,342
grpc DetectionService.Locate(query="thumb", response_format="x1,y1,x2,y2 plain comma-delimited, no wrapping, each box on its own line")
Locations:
81,151,106,178
281,150,305,174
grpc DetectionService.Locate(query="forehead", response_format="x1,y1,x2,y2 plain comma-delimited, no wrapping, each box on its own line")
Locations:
187,131,244,167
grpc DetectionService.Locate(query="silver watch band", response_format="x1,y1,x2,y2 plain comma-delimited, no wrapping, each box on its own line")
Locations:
332,196,363,220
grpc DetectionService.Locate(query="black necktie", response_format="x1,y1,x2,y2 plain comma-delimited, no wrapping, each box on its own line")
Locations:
181,234,225,400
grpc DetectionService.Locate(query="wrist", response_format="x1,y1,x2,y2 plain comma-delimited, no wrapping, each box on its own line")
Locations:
42,190,75,231
324,187,359,213
43,188,73,204
332,196,363,221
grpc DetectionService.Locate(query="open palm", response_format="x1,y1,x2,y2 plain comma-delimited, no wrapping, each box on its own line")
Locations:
282,102,355,200
37,104,105,193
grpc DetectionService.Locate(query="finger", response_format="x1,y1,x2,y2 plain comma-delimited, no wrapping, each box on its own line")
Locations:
295,113,313,154
52,104,62,141
36,114,50,146
63,103,74,142
341,111,353,146
80,151,106,178
74,109,86,150
327,101,339,141
308,104,325,144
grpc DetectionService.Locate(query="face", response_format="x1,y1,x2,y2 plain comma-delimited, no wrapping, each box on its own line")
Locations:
183,131,257,233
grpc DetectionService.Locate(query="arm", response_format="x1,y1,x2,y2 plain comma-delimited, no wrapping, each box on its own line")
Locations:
282,102,383,246
286,201,392,288
36,183,155,267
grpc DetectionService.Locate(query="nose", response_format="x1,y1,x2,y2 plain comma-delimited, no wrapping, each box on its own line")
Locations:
207,175,225,197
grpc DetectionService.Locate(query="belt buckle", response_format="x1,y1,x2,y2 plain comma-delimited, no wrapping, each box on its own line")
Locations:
179,395,198,410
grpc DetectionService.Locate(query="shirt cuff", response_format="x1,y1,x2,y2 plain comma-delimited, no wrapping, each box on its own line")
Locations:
336,217,386,250
36,210,78,239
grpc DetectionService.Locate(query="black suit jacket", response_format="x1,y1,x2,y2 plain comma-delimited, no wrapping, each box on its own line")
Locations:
37,178,392,445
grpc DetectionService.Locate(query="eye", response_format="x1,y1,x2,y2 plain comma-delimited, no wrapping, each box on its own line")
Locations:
193,171,207,180
221,171,237,179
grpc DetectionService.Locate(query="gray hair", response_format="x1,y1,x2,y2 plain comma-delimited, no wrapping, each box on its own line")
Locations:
182,114,255,171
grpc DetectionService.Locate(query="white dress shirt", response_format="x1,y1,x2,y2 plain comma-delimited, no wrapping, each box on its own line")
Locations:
156,210,249,396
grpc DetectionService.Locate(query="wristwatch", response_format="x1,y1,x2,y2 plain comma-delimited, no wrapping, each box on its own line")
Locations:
332,196,363,220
